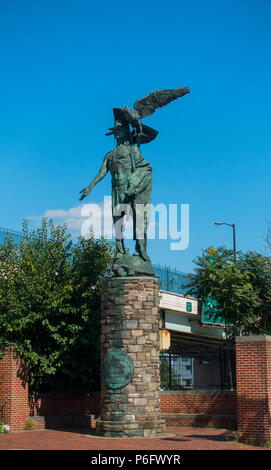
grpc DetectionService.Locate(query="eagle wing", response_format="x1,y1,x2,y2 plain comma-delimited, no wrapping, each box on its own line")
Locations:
133,87,190,119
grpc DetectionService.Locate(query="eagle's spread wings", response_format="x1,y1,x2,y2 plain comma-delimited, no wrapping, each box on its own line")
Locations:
133,87,190,118
109,86,190,145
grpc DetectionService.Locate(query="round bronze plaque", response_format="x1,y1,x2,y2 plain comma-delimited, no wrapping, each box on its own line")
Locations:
103,349,134,389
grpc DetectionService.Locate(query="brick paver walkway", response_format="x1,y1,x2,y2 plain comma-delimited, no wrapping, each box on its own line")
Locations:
0,426,270,451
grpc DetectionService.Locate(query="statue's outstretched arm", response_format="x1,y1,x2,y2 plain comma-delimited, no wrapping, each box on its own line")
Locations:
79,153,109,201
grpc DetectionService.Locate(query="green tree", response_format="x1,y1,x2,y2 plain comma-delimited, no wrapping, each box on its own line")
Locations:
0,219,114,392
159,354,179,389
265,221,271,256
239,251,271,333
185,247,271,336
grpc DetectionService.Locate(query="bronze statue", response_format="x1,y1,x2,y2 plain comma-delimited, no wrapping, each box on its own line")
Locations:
79,87,189,276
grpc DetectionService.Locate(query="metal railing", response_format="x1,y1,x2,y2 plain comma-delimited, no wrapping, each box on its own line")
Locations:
152,264,189,295
0,227,23,245
160,333,236,391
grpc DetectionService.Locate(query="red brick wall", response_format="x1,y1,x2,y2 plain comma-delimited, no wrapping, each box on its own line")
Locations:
0,347,29,431
236,335,271,442
160,390,237,415
30,393,101,417
30,390,236,430
31,391,236,419
160,390,237,429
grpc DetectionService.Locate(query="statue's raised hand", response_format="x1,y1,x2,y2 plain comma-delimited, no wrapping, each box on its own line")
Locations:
79,186,91,201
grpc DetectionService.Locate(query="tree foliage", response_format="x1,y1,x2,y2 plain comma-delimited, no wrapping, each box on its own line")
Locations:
0,219,114,392
185,247,271,336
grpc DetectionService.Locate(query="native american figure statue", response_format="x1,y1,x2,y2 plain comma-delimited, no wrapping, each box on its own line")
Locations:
79,87,190,276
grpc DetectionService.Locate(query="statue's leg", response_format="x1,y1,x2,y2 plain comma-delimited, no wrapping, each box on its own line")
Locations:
130,168,152,261
135,213,150,261
132,197,150,262
113,214,126,255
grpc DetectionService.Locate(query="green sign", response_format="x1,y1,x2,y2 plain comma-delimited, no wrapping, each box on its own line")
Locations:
186,301,192,313
201,296,225,326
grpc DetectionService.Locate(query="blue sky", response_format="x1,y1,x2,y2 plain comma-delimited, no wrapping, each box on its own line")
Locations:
0,0,270,273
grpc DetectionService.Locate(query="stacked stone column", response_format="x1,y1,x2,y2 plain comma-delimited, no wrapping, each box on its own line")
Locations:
96,276,166,437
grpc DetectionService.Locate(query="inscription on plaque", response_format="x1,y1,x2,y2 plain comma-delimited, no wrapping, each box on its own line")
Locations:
103,349,134,389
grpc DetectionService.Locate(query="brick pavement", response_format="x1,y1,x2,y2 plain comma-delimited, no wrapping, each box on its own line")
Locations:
0,426,270,451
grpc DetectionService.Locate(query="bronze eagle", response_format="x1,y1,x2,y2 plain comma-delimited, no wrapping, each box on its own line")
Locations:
106,86,190,145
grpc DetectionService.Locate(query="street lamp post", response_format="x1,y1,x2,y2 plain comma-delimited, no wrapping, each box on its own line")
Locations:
214,222,236,263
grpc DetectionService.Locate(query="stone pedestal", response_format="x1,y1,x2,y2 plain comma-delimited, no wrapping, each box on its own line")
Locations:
96,276,166,438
